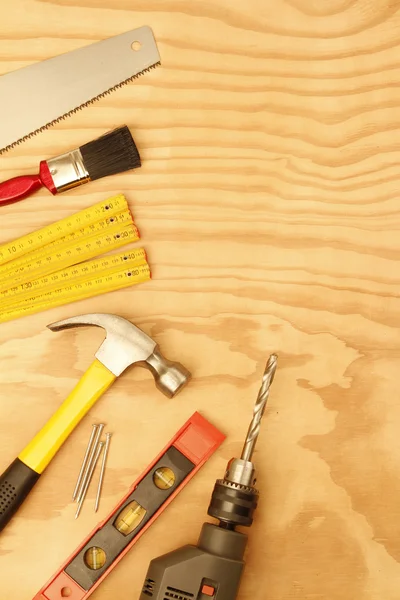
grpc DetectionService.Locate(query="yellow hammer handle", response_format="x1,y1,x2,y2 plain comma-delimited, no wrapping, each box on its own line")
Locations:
19,359,116,474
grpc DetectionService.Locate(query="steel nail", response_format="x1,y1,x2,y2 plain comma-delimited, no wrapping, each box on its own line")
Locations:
76,423,105,503
75,441,104,519
72,424,98,501
95,432,112,512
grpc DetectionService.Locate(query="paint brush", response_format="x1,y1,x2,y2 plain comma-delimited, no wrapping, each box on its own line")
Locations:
0,126,141,206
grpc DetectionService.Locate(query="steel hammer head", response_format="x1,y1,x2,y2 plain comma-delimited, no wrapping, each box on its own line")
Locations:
47,313,191,398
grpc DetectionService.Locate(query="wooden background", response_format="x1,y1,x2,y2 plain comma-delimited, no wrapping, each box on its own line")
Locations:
1,0,400,598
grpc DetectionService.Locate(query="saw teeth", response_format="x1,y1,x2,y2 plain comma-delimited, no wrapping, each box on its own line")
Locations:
0,62,161,156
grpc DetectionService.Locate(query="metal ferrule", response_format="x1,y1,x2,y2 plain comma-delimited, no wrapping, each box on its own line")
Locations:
224,457,256,488
47,149,90,192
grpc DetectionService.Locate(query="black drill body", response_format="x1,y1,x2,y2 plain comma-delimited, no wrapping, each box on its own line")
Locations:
139,478,258,600
141,524,246,600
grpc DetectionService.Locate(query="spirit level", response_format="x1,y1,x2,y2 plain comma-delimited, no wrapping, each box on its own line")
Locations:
33,412,225,600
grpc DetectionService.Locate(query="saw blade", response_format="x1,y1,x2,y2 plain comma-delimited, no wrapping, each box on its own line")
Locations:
0,26,160,154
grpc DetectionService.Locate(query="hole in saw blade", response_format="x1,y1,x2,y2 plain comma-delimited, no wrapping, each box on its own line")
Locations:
131,41,141,51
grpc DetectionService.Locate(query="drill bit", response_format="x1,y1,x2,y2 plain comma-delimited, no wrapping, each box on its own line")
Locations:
240,353,278,462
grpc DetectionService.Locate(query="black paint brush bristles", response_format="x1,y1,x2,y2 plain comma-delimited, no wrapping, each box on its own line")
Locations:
80,126,141,181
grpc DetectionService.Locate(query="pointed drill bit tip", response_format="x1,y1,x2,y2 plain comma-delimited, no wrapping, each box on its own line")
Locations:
267,352,278,364
263,353,278,383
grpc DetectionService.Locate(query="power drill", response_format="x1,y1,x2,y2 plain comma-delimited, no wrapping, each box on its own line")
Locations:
139,354,278,600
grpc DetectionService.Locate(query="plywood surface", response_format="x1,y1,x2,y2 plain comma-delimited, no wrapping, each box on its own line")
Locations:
1,1,400,598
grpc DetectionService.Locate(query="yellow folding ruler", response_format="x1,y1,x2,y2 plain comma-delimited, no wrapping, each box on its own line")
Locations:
0,247,148,308
0,222,139,292
0,194,129,266
0,256,150,324
0,195,151,323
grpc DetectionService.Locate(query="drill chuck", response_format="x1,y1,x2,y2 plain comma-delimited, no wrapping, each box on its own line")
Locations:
208,455,259,528
207,478,259,527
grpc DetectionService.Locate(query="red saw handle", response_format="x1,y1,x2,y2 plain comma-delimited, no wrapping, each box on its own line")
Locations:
0,162,55,206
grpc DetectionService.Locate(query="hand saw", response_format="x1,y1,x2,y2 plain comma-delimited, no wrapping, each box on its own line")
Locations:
0,27,160,154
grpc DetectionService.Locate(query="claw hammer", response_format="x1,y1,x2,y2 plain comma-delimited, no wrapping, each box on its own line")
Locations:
0,313,191,533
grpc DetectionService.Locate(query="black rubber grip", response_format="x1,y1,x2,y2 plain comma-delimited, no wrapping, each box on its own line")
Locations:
0,458,40,532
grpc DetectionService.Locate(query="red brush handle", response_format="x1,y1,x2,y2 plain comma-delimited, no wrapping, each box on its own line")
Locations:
0,174,43,206
0,162,56,206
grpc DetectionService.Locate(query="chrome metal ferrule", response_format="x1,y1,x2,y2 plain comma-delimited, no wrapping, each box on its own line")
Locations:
47,149,90,192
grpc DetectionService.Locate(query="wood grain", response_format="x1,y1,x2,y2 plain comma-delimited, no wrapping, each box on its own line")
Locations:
1,0,400,598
